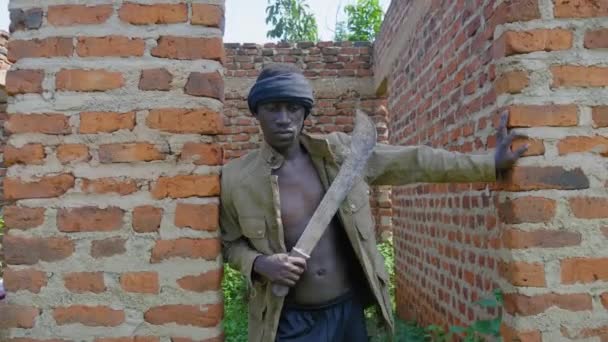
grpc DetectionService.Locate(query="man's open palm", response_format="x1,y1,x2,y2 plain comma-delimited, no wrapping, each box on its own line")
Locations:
495,112,528,172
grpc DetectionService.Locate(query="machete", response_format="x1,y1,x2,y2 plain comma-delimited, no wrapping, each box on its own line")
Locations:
272,109,377,297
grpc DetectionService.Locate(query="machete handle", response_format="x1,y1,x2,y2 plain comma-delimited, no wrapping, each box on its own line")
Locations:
271,248,310,297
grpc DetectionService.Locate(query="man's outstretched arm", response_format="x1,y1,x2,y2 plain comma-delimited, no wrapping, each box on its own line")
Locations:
338,112,528,186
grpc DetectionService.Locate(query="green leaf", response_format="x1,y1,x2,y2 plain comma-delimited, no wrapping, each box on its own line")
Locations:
449,325,467,334
472,319,501,336
475,297,500,308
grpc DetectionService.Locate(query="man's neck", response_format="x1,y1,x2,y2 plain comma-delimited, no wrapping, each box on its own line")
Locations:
277,141,306,162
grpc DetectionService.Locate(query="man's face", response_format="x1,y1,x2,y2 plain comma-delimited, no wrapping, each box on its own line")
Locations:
256,101,306,153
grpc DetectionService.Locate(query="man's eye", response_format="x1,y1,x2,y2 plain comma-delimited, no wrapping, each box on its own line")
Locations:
288,105,302,112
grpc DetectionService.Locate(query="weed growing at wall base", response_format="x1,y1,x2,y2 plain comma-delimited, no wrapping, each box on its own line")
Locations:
222,264,249,342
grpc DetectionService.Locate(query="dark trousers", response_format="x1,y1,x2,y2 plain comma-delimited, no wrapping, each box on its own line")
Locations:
276,292,369,342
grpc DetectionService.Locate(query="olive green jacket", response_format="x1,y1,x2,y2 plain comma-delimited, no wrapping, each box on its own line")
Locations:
220,132,496,342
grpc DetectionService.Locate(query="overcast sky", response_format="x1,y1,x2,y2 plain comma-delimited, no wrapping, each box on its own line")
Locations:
0,0,391,43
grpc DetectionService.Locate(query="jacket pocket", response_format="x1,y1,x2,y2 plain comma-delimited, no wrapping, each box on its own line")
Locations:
349,184,373,240
238,216,270,252
238,216,266,239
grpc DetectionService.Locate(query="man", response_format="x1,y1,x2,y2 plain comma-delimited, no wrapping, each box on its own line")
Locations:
220,64,526,342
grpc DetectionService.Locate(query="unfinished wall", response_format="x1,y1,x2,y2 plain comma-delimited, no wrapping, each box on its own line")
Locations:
376,0,608,340
224,41,392,237
376,0,505,329
1,2,225,341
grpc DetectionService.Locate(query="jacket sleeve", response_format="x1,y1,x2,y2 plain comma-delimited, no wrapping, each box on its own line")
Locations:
219,170,263,287
331,132,496,186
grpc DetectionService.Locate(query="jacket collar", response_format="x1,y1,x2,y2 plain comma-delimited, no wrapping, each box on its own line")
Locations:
259,133,333,170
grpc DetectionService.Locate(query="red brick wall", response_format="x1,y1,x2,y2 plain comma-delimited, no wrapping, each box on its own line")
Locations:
377,0,608,339
377,0,504,329
224,41,392,236
1,2,225,341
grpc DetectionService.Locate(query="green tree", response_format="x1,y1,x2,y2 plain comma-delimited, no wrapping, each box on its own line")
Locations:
266,0,319,42
334,20,348,42
344,0,384,42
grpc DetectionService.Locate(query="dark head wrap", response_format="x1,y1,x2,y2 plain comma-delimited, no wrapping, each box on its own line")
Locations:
247,72,314,115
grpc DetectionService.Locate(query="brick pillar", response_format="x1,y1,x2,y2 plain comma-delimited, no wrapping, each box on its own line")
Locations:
495,1,608,340
1,2,225,341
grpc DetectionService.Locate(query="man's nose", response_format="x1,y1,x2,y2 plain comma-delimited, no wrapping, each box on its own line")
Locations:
275,110,290,124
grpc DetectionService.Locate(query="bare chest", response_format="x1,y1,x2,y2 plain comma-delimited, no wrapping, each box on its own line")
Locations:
273,157,325,249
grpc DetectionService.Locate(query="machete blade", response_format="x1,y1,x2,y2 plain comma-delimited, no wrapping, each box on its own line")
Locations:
272,109,378,297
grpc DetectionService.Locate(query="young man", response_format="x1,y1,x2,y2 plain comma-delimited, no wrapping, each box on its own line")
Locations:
220,64,526,342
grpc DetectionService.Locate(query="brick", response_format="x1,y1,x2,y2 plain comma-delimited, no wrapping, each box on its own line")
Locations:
495,71,529,94
95,338,160,342
139,68,173,91
552,66,608,87
56,69,124,91
500,323,542,342
512,138,544,156
180,143,222,165
119,3,188,25
558,136,608,156
503,293,592,315
561,258,608,284
57,144,90,164
501,166,589,191
507,105,578,127
174,203,219,231
77,36,145,57
146,108,223,134
53,306,125,326
3,235,74,265
79,111,135,133
585,29,608,49
569,197,608,219
151,175,220,199
47,5,113,26
4,174,75,200
58,207,124,232
120,272,159,294
4,144,45,165
191,4,224,28
132,206,163,233
7,339,73,342
171,338,222,342
498,30,572,56
91,237,127,258
554,0,608,18
0,303,39,328
150,238,221,263
8,38,74,62
3,206,45,229
151,36,224,61
499,261,546,287
82,178,137,195
9,8,43,31
144,303,222,327
503,0,541,23
6,113,70,134
502,229,582,249
592,106,608,127
64,272,106,293
99,143,165,163
498,197,556,224
185,72,224,100
3,268,47,293
177,269,222,292
6,69,44,94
